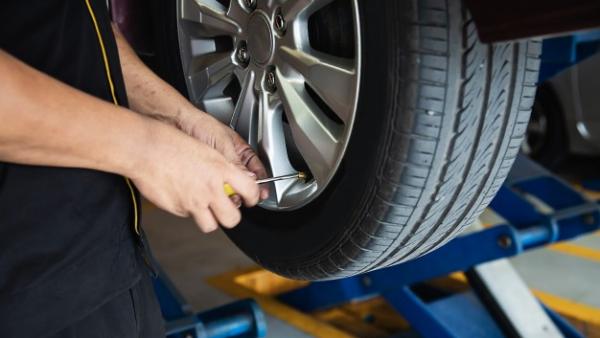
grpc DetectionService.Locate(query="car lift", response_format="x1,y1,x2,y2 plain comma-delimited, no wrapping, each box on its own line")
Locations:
152,265,267,338
152,155,599,338
275,155,599,338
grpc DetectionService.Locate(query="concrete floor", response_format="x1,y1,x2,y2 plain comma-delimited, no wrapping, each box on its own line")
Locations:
512,233,600,308
143,204,312,338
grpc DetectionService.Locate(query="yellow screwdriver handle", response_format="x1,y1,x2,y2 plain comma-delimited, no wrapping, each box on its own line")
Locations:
223,183,236,197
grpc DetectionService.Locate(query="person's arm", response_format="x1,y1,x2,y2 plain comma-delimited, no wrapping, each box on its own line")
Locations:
111,24,191,128
112,25,269,200
0,50,259,232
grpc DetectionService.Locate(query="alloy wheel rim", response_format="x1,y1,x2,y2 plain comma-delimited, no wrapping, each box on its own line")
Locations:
176,0,361,210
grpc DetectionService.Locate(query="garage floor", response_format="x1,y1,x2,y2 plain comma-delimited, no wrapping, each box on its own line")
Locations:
144,199,600,337
143,203,311,338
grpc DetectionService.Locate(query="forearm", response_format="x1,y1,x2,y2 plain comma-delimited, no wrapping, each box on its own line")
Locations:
0,50,159,177
113,24,197,128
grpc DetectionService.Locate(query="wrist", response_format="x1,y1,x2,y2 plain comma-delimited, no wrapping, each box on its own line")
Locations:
173,104,209,135
116,114,166,180
124,114,200,181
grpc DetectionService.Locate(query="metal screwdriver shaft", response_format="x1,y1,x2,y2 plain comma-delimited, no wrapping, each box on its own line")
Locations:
256,172,306,184
224,172,306,197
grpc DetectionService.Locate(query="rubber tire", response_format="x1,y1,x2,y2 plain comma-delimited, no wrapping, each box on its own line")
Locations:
151,0,541,280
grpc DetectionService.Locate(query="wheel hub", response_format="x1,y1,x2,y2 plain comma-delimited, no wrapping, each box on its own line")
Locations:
246,12,274,66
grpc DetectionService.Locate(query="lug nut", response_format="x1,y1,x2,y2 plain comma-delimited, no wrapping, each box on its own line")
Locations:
274,11,286,34
236,41,249,65
243,0,256,10
265,70,276,92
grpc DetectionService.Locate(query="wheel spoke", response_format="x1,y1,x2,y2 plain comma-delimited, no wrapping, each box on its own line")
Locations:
230,71,258,148
176,0,362,209
279,47,356,124
187,53,235,101
257,91,297,203
180,0,241,37
280,0,334,20
276,71,341,185
225,0,248,23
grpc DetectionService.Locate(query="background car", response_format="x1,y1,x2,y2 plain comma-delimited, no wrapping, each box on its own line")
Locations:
524,36,600,169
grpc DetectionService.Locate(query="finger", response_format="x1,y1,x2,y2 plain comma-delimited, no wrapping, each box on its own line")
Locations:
248,157,270,200
218,129,244,165
161,202,189,218
239,147,268,178
259,184,269,201
210,191,242,228
230,194,242,208
191,209,219,233
225,166,260,207
234,164,257,180
238,147,269,200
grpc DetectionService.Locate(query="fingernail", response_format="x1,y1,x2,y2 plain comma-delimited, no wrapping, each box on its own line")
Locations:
261,189,270,200
246,171,257,178
230,195,242,208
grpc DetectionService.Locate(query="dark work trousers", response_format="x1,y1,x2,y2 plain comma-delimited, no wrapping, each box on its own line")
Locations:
48,274,165,338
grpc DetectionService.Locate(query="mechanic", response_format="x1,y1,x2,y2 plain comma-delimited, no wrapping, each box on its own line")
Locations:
0,1,269,337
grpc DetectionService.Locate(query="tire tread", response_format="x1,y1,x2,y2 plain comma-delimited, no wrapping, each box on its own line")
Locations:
265,0,540,280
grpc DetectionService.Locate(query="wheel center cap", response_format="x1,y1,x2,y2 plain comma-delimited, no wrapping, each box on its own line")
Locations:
247,13,274,66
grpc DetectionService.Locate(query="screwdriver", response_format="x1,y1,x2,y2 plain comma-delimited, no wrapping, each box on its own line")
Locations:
224,172,306,197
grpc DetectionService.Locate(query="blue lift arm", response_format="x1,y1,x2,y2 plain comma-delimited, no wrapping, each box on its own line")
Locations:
277,155,599,338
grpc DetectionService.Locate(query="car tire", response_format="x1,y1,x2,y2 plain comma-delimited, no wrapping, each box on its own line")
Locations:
150,0,541,280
